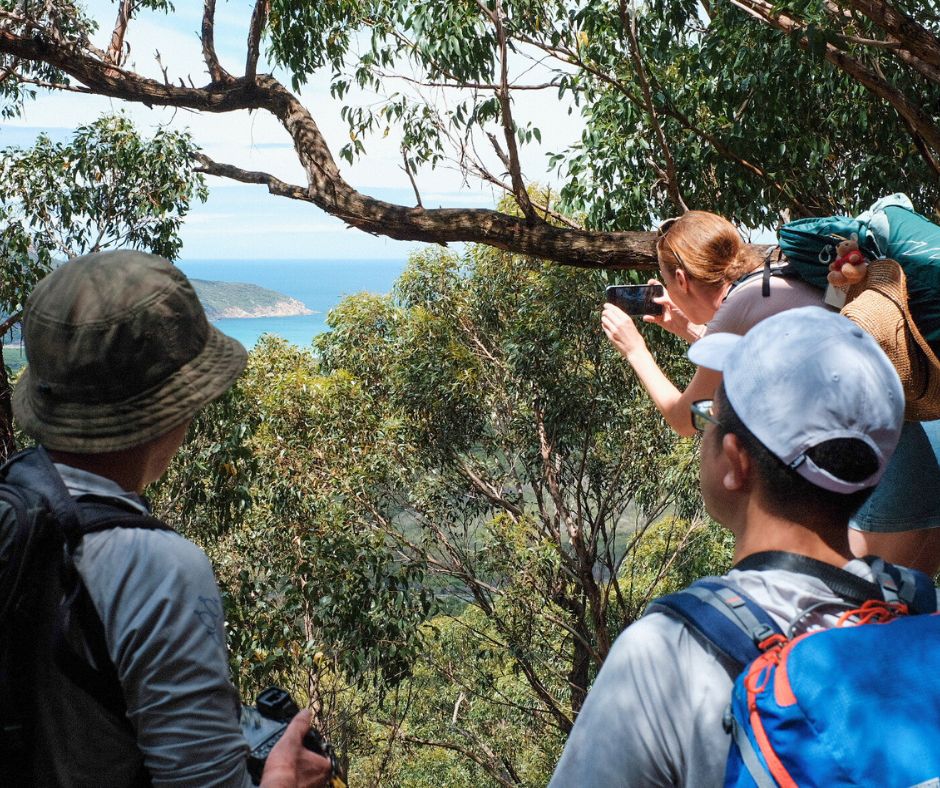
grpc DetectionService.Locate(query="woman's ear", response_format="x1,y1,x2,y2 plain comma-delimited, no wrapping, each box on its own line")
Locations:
673,266,689,294
721,432,751,492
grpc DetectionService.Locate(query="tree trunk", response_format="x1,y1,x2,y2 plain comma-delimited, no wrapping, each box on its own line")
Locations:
0,346,16,462
568,632,592,715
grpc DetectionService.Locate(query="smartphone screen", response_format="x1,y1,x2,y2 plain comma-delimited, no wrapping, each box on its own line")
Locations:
605,284,664,316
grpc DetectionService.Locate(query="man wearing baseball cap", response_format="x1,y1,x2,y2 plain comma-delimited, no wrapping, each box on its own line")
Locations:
550,306,934,786
5,251,329,786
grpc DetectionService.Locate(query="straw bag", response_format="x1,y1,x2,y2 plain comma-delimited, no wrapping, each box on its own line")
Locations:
842,259,940,421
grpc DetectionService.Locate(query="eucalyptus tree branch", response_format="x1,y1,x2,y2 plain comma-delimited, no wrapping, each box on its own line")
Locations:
375,69,557,91
0,312,22,341
106,0,133,65
729,0,940,159
455,460,524,519
890,45,940,86
245,0,269,81
535,404,610,658
817,1,940,84
389,732,519,787
488,0,537,222
619,0,688,214
897,112,940,178
514,32,813,216
840,0,940,70
201,0,230,83
840,34,902,48
0,56,19,84
1,16,777,268
401,146,423,207
194,154,311,200
11,75,90,92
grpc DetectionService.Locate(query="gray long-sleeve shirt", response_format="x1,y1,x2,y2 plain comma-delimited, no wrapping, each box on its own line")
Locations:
11,459,252,787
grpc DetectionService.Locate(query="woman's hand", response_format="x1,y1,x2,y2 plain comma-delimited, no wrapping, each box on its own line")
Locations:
641,279,705,343
601,302,649,362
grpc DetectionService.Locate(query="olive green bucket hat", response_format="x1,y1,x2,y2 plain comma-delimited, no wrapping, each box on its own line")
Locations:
13,250,248,453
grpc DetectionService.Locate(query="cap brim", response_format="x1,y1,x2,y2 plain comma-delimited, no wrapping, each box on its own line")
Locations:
687,332,743,371
13,325,248,453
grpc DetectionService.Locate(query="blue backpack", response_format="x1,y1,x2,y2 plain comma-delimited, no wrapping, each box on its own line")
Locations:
649,552,940,787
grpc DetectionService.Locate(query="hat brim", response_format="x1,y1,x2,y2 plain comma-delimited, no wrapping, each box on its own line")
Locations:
13,324,248,453
687,331,742,372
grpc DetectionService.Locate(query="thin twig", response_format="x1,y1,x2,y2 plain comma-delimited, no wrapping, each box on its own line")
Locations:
106,0,133,65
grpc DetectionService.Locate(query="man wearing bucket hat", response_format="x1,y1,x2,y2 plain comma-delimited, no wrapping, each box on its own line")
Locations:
4,251,329,786
550,306,938,786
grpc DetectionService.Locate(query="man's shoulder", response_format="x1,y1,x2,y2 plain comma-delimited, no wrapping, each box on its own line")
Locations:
609,606,730,678
79,521,211,581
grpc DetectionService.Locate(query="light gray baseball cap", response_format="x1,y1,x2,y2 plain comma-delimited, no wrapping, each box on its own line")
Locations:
689,306,904,493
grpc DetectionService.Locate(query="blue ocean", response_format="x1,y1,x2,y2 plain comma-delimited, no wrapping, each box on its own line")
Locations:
176,258,408,348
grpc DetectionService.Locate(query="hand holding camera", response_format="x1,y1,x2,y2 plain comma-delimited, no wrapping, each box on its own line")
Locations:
243,687,346,788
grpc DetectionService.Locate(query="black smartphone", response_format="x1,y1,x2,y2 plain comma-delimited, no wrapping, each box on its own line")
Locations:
605,284,664,316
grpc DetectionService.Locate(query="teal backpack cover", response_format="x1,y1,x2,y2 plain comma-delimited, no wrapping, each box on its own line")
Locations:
778,194,940,351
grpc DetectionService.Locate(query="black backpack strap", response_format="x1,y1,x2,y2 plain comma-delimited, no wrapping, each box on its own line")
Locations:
734,551,884,603
2,450,175,724
73,496,173,536
733,550,939,613
726,251,802,300
646,578,783,676
54,504,174,714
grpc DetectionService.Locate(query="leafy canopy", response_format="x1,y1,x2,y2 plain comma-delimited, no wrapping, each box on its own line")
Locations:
0,113,206,317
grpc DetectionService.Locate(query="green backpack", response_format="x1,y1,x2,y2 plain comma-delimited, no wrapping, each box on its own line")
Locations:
779,194,940,354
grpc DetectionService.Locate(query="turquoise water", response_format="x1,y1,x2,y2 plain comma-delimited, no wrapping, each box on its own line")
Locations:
176,258,408,348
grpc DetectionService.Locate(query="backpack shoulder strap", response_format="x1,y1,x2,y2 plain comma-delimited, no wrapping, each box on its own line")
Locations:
727,250,803,300
0,449,175,727
735,550,939,614
74,496,174,536
863,556,940,614
646,578,782,675
55,500,174,716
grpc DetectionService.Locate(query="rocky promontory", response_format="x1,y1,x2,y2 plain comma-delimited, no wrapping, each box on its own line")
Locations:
190,279,313,319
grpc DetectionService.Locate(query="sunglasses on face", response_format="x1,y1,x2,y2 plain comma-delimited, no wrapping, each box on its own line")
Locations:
691,399,721,432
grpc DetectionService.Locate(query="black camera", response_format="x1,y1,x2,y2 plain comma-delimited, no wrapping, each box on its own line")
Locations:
240,686,344,786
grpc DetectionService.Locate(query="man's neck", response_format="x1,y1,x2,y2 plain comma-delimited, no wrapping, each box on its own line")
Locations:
47,449,148,494
731,504,854,568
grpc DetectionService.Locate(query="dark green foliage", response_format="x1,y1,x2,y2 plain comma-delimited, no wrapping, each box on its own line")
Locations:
149,241,729,782
0,0,93,118
554,3,940,228
0,114,206,316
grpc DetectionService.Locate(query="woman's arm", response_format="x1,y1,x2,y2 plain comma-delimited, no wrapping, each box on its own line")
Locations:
601,303,721,437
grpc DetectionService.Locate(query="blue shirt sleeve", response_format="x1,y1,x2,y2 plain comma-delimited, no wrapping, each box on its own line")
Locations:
78,527,253,787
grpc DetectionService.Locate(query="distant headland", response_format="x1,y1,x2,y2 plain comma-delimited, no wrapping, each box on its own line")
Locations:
190,279,313,319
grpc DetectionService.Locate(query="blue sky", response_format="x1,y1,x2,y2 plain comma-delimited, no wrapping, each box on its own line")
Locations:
1,1,581,260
